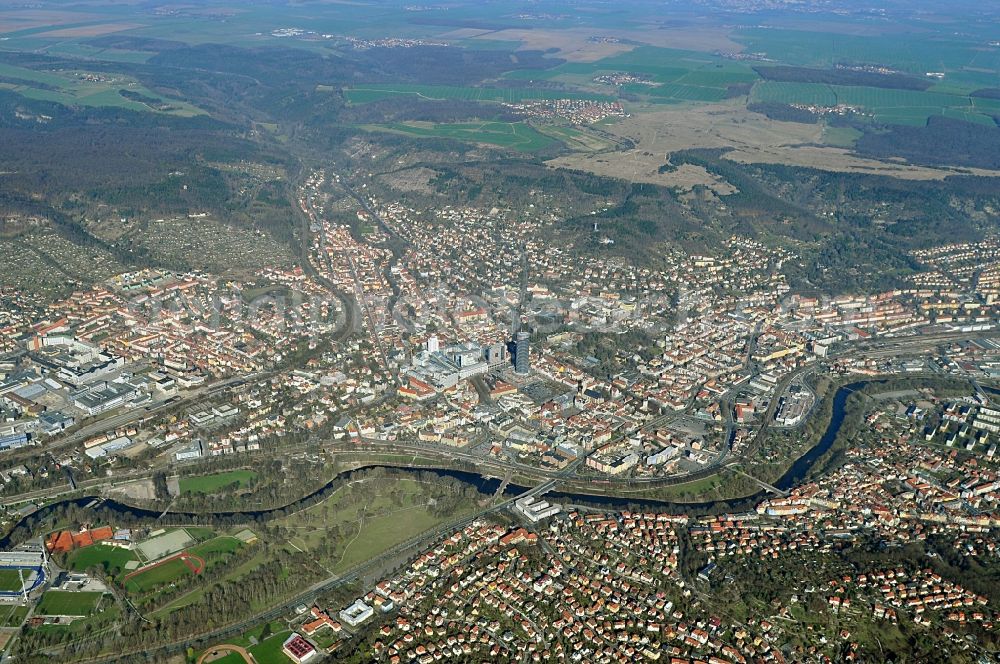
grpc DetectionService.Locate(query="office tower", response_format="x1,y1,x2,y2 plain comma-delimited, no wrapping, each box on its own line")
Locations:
514,331,530,375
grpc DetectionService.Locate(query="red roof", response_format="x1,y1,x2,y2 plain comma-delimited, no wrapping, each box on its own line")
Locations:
283,634,316,659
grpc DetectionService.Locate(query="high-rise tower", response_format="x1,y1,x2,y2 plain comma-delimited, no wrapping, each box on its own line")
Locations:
514,331,530,375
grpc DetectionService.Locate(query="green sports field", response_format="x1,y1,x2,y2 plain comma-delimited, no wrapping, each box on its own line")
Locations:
124,558,196,593
247,630,294,664
35,591,102,616
0,569,29,592
65,545,138,579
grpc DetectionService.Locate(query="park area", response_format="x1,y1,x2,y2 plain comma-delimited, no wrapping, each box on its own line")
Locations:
179,469,258,495
275,476,473,574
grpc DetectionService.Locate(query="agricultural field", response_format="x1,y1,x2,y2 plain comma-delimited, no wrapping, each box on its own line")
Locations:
179,470,258,495
0,62,202,116
751,80,1000,126
506,46,758,104
735,27,1000,85
64,545,138,579
534,123,619,152
35,591,102,617
344,83,612,105
363,121,557,151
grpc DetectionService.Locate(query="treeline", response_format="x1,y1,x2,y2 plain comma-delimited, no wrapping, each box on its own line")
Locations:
747,101,818,124
754,64,932,90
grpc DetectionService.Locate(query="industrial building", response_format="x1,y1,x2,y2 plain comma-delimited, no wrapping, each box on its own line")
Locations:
514,495,561,523
70,380,140,416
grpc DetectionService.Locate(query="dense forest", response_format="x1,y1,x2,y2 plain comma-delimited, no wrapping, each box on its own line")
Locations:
852,115,1000,170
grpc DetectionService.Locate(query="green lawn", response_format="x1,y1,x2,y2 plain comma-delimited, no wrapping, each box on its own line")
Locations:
247,630,293,664
65,544,138,578
179,470,258,494
0,604,28,627
35,591,102,616
332,507,457,573
189,536,242,558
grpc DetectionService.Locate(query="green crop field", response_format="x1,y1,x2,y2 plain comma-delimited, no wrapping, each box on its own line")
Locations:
641,82,730,103
750,80,1000,126
179,470,258,494
364,121,557,151
506,45,758,106
534,124,617,152
736,27,1000,78
751,81,838,107
248,630,293,664
0,62,202,115
65,545,138,578
35,591,102,617
345,83,611,105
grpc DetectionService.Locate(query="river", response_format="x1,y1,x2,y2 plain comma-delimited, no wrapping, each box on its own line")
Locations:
1,381,863,547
